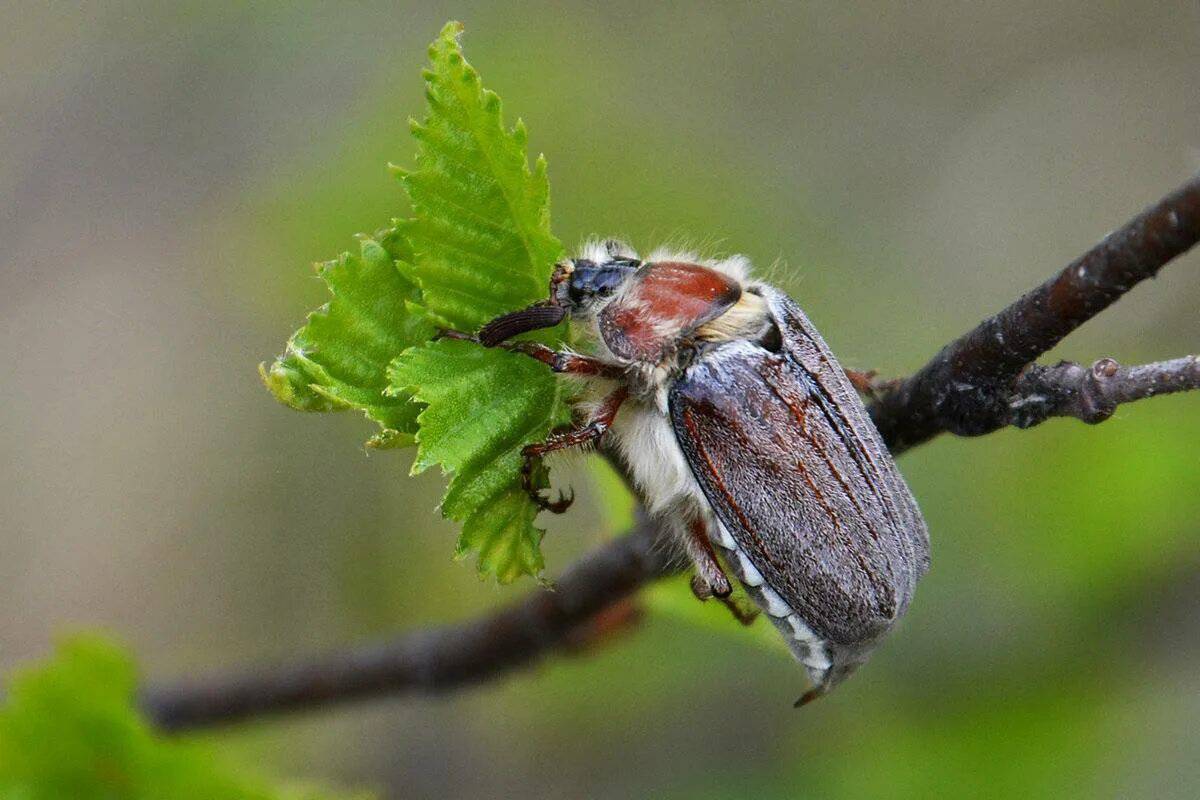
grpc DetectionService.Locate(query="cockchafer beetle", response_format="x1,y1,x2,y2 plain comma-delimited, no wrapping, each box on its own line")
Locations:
459,239,930,704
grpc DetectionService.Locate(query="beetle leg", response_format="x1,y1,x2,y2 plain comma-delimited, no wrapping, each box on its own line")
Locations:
721,596,760,626
684,519,760,625
520,455,574,514
683,518,732,599
843,368,904,401
435,329,624,379
688,576,759,626
794,685,827,708
505,341,626,379
716,595,760,626
842,368,880,399
689,573,716,600
520,387,629,513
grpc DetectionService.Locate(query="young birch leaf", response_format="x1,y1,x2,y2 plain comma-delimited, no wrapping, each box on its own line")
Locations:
388,22,572,582
398,22,563,330
262,227,433,449
388,339,564,582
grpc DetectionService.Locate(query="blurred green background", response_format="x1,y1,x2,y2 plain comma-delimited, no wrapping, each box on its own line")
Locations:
2,2,1199,797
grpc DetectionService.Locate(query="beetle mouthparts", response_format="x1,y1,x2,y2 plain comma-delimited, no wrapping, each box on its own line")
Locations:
477,303,567,347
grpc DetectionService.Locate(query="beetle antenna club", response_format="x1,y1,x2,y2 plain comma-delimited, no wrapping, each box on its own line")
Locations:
468,239,930,703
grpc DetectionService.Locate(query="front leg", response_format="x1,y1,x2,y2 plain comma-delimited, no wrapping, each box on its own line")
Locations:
521,386,629,513
437,329,625,379
505,341,627,380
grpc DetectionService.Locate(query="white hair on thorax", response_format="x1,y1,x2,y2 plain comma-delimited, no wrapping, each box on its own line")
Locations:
575,236,757,283
576,237,638,264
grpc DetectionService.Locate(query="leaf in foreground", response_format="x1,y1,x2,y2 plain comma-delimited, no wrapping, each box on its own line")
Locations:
0,635,367,800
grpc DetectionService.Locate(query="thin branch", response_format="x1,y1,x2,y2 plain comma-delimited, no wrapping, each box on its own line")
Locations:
142,177,1200,732
142,515,679,731
870,175,1200,452
1006,355,1200,428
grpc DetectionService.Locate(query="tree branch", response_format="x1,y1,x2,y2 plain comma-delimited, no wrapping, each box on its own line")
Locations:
1005,355,1200,427
869,175,1200,452
142,515,679,731
142,176,1200,731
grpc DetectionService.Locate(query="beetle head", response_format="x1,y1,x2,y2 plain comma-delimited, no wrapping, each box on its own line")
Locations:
551,256,641,311
477,246,641,347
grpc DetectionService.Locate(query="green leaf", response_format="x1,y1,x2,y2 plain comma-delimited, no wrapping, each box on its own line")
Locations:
389,339,569,583
398,22,564,332
0,635,367,800
385,22,572,582
261,226,433,448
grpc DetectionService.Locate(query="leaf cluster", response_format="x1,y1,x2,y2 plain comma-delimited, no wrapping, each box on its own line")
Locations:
263,22,572,582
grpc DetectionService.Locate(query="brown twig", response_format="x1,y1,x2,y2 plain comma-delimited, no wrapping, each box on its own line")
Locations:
141,176,1200,731
1006,355,1200,427
142,515,679,731
869,175,1200,452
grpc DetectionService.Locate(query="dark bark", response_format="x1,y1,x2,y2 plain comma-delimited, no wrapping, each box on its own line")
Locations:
1006,355,1200,428
143,515,676,731
869,175,1200,452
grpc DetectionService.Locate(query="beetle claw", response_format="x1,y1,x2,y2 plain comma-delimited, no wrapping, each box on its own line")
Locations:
793,686,826,708
718,596,759,626
542,487,575,514
520,452,574,514
690,574,714,601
